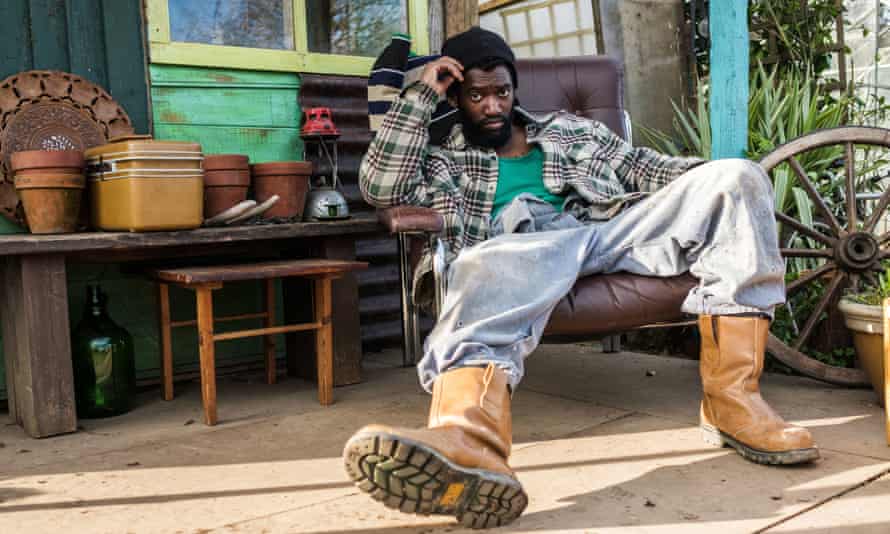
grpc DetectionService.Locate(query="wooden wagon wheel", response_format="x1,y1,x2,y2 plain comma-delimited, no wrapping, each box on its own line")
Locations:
758,126,890,387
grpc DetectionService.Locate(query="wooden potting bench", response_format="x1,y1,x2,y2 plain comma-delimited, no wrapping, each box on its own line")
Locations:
0,214,381,437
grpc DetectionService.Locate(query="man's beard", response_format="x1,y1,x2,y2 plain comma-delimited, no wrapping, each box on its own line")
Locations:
460,109,513,149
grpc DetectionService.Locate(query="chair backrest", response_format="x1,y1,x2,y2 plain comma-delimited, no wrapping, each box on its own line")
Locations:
514,56,628,141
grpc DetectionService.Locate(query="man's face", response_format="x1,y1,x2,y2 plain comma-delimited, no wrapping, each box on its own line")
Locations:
453,65,515,149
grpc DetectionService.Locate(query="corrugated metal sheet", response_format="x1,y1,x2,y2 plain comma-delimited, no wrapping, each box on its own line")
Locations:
299,74,405,351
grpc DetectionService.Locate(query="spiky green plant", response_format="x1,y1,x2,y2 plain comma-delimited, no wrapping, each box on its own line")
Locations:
639,65,856,269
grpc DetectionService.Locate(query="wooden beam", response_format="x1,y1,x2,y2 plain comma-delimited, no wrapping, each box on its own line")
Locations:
479,0,522,15
429,0,445,52
212,322,323,342
445,0,478,38
283,237,362,387
0,213,381,257
196,286,217,426
884,298,890,445
0,255,77,437
170,312,270,328
314,277,334,405
709,1,749,159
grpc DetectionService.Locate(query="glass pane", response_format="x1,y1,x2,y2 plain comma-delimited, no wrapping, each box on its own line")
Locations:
169,0,295,50
306,0,406,57
529,8,550,40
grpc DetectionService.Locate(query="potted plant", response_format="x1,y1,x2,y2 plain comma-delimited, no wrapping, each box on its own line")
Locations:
838,268,890,406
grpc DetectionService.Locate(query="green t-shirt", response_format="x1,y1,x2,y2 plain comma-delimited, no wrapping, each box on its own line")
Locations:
491,145,565,221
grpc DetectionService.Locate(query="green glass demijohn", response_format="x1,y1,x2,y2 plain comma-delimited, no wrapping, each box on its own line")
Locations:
72,285,136,418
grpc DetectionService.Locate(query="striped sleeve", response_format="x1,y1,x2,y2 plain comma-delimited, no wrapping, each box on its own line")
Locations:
368,34,412,132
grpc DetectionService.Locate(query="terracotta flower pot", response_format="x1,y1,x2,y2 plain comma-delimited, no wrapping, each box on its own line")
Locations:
251,161,312,220
11,149,85,175
204,154,249,172
204,169,251,218
203,154,251,218
14,172,86,234
838,298,885,406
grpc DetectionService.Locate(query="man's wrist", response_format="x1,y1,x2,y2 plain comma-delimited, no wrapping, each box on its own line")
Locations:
402,81,441,106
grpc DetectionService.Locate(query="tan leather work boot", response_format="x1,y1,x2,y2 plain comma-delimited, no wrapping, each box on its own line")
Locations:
699,315,820,465
343,364,527,529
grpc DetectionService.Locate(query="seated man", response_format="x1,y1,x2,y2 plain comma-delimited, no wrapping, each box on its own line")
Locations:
343,27,819,529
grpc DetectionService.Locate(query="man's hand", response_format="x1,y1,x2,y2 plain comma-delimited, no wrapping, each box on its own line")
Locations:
420,56,464,97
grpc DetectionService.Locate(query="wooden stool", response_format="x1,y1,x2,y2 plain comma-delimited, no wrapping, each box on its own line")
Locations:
149,259,367,425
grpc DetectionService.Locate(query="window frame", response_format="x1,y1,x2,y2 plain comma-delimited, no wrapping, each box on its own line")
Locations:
146,0,430,75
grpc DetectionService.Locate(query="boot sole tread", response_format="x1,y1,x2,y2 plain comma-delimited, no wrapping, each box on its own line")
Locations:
343,431,528,529
701,424,821,465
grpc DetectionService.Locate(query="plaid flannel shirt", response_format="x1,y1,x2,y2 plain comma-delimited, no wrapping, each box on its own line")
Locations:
359,81,705,307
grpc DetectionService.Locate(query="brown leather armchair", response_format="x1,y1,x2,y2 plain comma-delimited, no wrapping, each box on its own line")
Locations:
378,56,697,364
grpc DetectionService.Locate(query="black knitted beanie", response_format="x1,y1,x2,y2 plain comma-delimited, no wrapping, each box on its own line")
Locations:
441,27,517,88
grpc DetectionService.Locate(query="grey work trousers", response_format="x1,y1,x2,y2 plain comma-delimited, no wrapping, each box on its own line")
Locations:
416,159,786,392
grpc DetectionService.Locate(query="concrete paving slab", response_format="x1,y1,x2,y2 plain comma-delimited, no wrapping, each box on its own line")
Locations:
0,357,626,534
211,414,890,534
522,344,890,460
764,470,890,533
505,416,890,534
2,346,889,533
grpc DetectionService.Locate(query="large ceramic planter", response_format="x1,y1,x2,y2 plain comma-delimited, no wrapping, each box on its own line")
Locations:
838,298,885,406
251,161,312,220
203,155,250,218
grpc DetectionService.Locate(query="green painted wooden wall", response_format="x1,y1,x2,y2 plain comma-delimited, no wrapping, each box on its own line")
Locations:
0,0,153,399
0,0,151,135
1,8,306,401
150,65,304,162
67,266,284,385
0,0,150,234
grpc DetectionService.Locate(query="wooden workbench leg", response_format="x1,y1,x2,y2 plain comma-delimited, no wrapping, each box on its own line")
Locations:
283,237,362,387
0,259,19,424
323,237,362,385
0,255,77,437
157,283,174,401
264,279,277,385
196,285,218,425
314,277,334,406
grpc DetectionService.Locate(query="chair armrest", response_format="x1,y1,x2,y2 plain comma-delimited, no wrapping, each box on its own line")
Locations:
377,206,444,234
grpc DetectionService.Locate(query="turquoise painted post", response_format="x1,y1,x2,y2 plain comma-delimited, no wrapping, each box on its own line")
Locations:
709,1,749,159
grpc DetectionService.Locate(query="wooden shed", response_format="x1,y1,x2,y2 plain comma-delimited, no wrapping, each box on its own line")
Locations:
0,0,446,401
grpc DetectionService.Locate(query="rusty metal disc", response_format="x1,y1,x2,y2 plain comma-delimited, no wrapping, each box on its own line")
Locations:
0,70,134,226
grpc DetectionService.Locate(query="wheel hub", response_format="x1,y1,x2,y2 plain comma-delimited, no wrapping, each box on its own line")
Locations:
836,231,880,271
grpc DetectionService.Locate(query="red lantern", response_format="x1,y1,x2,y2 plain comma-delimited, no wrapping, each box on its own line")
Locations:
300,107,340,138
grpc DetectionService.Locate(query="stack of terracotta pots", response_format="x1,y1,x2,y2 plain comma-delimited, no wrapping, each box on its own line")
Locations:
10,150,86,233
203,154,251,218
250,161,312,220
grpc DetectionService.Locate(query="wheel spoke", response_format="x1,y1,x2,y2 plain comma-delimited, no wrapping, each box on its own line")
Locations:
786,262,836,295
864,185,890,234
780,248,833,258
793,271,846,351
870,258,889,270
788,157,843,236
863,271,880,288
775,211,837,247
849,273,861,293
845,142,857,231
